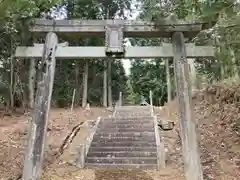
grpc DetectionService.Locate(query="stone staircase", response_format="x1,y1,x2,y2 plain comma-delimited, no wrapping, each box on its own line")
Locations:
84,106,165,169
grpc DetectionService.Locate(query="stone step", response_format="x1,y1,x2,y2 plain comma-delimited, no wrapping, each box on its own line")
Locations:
115,109,151,111
116,109,150,111
92,136,156,142
85,157,157,164
101,117,153,122
94,132,155,137
99,121,154,126
98,124,154,129
116,110,151,112
115,112,151,114
88,146,157,153
98,123,154,129
87,151,157,158
91,141,156,147
96,128,154,133
116,108,151,111
85,163,157,169
82,107,160,169
116,106,150,108
115,113,152,117
103,116,153,120
117,111,151,113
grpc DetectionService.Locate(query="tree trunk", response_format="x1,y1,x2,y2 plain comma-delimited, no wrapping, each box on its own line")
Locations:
103,60,107,107
220,62,225,80
82,60,89,108
229,48,239,80
18,59,29,112
75,60,81,106
165,59,171,102
103,7,109,108
187,58,197,92
108,60,112,108
9,57,14,109
29,59,36,108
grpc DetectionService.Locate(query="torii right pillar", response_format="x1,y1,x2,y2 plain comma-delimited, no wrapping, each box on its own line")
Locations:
172,31,204,180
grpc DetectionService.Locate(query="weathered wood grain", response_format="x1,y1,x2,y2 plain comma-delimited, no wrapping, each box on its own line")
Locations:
15,44,214,59
22,32,58,180
172,32,203,180
30,19,205,38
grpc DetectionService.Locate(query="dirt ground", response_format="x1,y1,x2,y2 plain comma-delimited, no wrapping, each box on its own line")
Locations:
0,107,110,179
1,83,240,180
158,83,240,180
0,106,184,180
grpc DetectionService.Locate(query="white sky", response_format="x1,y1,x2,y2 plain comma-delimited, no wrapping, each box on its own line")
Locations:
122,41,132,76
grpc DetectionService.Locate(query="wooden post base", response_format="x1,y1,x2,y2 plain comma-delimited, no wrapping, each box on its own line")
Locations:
76,145,86,168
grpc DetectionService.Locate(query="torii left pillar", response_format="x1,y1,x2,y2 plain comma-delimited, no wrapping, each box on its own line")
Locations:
22,32,58,180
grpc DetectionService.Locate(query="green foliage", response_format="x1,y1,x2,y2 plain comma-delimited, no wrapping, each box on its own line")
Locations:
0,0,240,109
128,59,174,106
127,0,240,106
0,0,131,108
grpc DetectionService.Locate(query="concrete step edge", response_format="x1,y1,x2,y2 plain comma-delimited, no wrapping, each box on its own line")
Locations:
86,157,157,160
91,141,156,144
85,163,157,168
89,146,157,149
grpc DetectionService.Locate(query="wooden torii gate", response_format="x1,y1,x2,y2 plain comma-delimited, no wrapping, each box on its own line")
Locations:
15,18,214,180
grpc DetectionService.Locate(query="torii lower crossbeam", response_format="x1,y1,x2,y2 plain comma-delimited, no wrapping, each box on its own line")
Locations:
15,44,214,59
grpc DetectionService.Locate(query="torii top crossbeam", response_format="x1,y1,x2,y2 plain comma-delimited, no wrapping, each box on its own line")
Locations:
16,18,215,59
30,19,208,38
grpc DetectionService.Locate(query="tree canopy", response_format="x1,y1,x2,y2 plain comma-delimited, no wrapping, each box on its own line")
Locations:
0,0,239,110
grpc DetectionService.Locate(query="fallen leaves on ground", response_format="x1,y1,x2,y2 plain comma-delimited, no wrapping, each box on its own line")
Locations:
161,82,240,179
